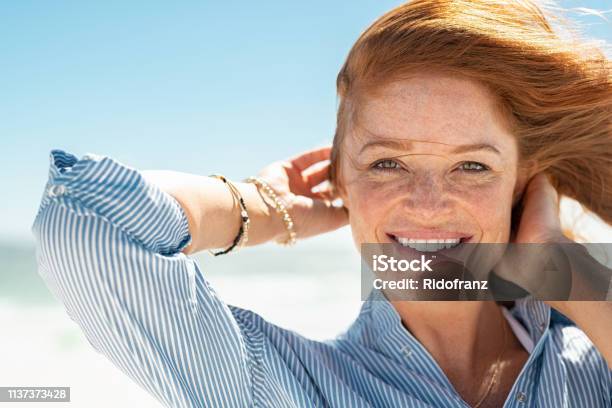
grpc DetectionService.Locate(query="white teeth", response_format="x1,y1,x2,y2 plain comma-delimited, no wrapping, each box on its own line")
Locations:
394,237,462,252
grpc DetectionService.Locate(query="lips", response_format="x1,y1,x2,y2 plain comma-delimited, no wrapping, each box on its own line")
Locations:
386,230,472,239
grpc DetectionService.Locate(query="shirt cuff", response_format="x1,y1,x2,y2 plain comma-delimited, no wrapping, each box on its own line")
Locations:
43,149,192,255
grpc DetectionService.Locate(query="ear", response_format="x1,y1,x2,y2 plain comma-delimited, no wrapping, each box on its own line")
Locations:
333,179,350,210
512,162,534,207
330,164,350,210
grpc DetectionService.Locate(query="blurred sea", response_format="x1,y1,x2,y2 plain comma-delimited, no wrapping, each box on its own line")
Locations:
0,227,362,407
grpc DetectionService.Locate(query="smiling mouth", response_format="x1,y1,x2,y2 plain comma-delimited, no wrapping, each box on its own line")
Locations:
387,234,472,252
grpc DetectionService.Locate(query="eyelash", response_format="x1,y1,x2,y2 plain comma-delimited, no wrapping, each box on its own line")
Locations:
371,159,490,173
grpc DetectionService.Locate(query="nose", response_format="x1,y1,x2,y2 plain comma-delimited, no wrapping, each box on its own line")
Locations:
401,172,454,217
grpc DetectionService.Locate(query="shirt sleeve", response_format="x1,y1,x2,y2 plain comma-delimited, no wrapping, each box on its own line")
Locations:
31,150,253,408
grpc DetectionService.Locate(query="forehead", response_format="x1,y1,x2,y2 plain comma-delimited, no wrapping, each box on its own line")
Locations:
350,73,515,151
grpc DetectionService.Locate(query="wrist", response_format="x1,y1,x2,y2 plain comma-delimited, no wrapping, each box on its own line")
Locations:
236,182,288,245
244,176,297,246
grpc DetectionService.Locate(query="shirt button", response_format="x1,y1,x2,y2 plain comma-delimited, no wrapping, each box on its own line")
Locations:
516,391,527,403
401,345,412,358
48,184,67,197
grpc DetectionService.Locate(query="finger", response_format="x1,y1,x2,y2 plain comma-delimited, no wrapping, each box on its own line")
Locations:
543,174,560,207
525,173,560,214
527,173,557,198
303,161,331,189
300,183,335,201
311,187,339,202
289,146,332,172
306,177,344,202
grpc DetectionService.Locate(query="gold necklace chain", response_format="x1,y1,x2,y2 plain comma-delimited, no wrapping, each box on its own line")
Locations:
472,306,508,408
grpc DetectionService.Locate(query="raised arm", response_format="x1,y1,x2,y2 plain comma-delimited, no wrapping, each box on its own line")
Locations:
141,145,348,254
32,148,346,407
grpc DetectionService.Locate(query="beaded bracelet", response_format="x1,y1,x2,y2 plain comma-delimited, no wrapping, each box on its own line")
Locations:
208,174,250,256
245,176,297,246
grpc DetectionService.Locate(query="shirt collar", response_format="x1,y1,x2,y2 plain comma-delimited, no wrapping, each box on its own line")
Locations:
351,288,553,342
508,295,552,346
345,288,554,387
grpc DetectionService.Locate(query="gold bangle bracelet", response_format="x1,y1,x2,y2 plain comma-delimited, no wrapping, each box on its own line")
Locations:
208,174,250,255
245,176,297,246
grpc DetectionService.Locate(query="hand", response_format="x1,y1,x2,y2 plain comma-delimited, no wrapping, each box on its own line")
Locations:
493,173,573,302
254,146,349,240
511,173,564,244
495,175,612,367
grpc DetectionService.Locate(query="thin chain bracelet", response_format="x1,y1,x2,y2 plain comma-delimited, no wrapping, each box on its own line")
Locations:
245,176,297,246
208,174,250,256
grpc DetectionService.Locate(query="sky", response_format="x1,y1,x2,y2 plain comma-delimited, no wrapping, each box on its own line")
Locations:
1,0,611,243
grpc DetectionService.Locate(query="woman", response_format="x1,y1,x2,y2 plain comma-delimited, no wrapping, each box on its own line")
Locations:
33,1,611,407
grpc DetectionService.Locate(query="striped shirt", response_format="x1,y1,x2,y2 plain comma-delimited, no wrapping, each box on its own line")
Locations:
32,150,612,407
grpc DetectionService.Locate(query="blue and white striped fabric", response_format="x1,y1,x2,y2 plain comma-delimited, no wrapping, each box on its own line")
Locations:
32,150,611,407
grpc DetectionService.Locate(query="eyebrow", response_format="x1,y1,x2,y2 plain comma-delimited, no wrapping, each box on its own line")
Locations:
358,139,501,155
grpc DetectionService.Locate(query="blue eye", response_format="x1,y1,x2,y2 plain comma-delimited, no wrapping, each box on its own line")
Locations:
458,161,489,172
373,159,401,172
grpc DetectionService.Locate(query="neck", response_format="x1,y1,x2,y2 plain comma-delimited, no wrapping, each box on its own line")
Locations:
391,300,504,374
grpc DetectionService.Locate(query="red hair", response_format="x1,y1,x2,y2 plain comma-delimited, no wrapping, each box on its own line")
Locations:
330,0,612,228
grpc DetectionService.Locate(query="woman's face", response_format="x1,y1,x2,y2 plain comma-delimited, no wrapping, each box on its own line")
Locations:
338,72,526,249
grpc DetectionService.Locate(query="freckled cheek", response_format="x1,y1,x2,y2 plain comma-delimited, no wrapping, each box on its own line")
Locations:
347,180,397,215
343,177,516,239
344,181,394,241
457,183,515,233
